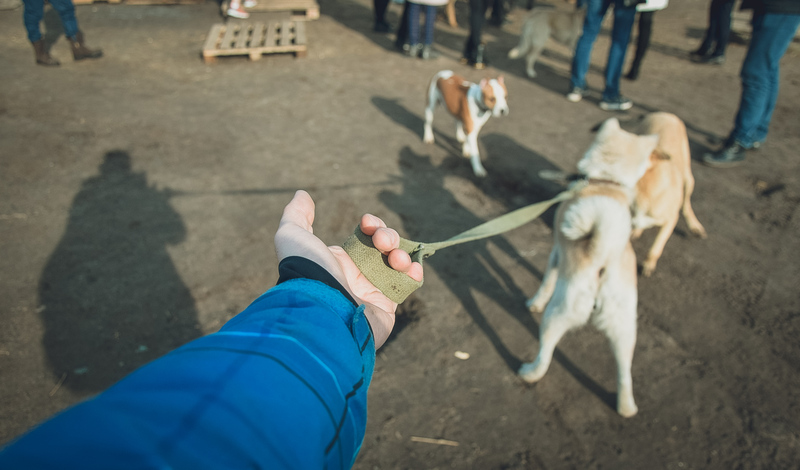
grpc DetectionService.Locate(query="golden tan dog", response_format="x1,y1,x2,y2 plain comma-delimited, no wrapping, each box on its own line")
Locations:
629,112,707,276
521,118,659,418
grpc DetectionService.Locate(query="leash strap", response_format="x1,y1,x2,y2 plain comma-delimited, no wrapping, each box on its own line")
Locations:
342,183,583,304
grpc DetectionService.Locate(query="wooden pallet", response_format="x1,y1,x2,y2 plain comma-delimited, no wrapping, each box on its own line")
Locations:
241,0,319,20
202,21,307,64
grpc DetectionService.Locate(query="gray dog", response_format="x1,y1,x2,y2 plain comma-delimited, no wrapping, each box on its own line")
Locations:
508,5,586,78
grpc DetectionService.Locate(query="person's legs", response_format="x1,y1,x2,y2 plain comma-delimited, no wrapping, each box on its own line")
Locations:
626,11,653,80
407,1,421,52
48,0,79,38
373,0,391,31
423,5,436,45
463,0,485,63
711,0,735,57
731,12,800,147
394,1,410,49
570,0,609,91
23,0,45,42
602,0,636,101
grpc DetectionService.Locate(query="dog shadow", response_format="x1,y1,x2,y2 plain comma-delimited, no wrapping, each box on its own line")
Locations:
38,151,203,395
381,146,618,411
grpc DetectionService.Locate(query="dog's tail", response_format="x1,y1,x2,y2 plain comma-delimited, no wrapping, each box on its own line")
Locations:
560,196,631,263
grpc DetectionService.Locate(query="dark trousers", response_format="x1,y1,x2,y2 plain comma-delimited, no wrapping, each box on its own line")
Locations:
628,10,654,74
373,0,390,24
463,0,488,61
697,0,735,56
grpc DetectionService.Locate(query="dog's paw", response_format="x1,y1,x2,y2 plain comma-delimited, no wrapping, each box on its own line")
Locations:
526,69,537,79
525,297,545,313
518,362,545,383
473,167,488,178
423,134,435,144
617,400,638,418
690,223,707,239
641,259,657,277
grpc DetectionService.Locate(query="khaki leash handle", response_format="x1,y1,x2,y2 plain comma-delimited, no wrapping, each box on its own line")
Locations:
342,184,583,304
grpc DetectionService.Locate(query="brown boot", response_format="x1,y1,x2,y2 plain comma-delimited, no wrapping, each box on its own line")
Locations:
32,39,60,66
68,31,103,61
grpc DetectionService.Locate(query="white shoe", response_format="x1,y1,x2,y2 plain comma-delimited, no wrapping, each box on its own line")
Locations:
227,6,249,18
244,0,256,7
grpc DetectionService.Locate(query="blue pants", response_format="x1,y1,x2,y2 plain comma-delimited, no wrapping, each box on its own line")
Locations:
408,3,436,46
730,12,800,147
570,0,637,101
23,0,79,43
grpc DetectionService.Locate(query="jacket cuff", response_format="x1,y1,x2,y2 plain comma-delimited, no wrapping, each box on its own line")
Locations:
277,256,358,307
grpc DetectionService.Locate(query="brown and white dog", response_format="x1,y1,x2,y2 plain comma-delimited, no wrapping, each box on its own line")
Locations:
423,70,509,177
629,112,707,276
521,118,659,418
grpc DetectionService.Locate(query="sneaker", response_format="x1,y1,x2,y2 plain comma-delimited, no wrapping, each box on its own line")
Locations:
566,86,584,103
227,6,249,18
599,95,633,111
243,0,256,7
702,142,747,168
421,45,439,60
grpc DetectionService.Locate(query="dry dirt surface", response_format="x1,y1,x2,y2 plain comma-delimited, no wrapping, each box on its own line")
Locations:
1,0,799,468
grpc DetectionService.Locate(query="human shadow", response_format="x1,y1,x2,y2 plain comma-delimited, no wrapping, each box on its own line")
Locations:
38,151,202,394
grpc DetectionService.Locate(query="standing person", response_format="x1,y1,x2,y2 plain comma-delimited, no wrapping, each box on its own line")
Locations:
23,0,101,66
702,0,800,167
690,0,736,65
0,190,423,469
624,0,669,80
462,0,489,69
406,0,447,59
566,0,641,111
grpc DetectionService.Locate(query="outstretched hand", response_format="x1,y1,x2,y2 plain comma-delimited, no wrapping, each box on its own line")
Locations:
274,190,423,349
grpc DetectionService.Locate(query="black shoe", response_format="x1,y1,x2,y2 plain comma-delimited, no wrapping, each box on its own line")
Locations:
693,54,725,65
374,20,391,33
472,43,487,69
689,47,710,61
624,67,639,81
702,142,747,168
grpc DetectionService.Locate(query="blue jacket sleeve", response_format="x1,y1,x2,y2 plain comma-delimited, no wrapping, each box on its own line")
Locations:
0,258,376,469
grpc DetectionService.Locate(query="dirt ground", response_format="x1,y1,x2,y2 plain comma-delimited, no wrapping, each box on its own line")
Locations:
1,0,799,468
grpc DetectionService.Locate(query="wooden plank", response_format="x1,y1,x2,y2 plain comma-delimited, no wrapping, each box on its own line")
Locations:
294,20,306,46
249,22,265,48
265,22,277,47
280,20,291,47
219,23,239,50
202,24,225,54
234,23,251,49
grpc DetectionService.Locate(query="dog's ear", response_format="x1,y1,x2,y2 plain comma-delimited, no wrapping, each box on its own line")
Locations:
479,78,488,88
497,75,505,86
597,117,620,136
652,149,671,161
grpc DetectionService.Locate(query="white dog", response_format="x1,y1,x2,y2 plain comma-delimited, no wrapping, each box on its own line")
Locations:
520,118,659,418
423,70,509,177
508,5,586,78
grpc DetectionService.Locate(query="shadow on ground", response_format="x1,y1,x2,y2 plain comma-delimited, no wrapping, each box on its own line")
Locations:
38,150,203,393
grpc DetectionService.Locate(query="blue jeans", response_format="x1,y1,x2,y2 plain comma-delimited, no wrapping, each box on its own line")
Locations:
570,0,637,101
23,0,79,43
730,12,800,147
408,3,437,46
